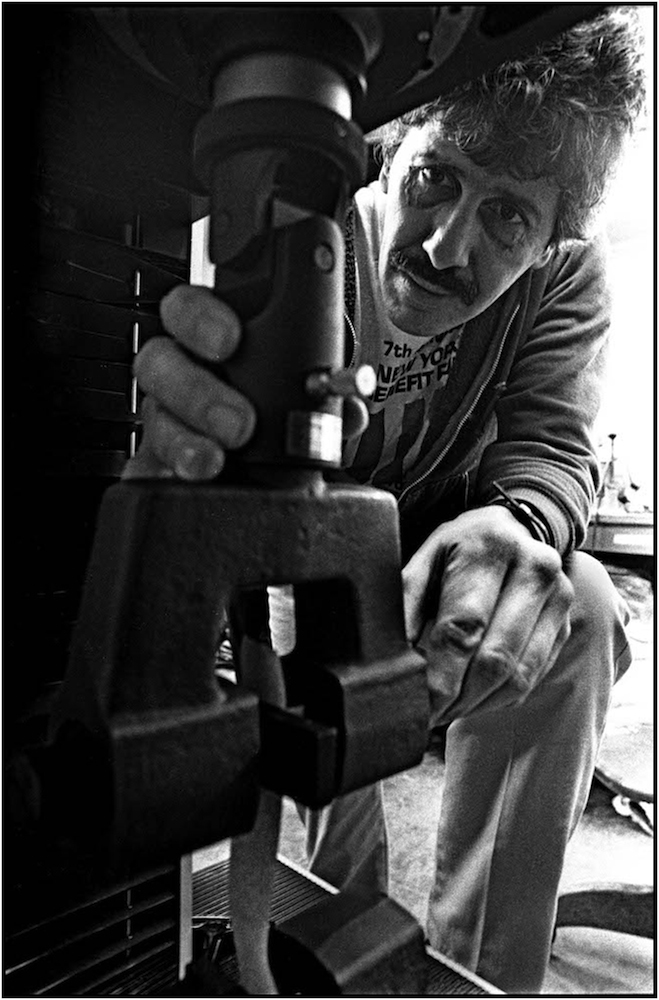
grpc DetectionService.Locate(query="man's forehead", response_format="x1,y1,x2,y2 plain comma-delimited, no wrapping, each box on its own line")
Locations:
399,121,559,207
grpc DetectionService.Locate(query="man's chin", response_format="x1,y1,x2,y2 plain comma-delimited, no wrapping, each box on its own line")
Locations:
384,275,470,335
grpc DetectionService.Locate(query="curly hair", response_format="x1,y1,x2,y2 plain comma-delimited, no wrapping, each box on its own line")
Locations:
374,7,647,244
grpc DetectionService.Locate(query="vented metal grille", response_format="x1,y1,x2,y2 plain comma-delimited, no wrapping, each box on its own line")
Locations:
29,217,186,479
5,208,189,996
4,867,180,997
194,858,330,927
6,13,197,998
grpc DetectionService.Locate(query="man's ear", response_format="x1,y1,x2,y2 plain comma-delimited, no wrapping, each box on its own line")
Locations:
379,164,389,193
531,246,554,269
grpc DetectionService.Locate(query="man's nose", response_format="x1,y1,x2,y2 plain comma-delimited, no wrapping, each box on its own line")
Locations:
422,204,475,271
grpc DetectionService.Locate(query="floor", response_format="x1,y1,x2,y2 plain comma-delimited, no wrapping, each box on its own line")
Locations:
195,566,654,995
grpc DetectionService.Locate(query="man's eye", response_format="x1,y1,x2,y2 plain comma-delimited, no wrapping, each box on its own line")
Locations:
418,166,450,186
405,165,457,207
493,202,525,225
483,201,528,246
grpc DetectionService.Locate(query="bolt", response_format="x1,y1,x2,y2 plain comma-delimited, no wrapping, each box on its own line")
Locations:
306,364,376,400
353,365,377,398
313,244,335,272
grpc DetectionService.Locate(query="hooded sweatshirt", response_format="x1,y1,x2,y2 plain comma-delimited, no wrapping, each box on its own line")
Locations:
341,181,610,560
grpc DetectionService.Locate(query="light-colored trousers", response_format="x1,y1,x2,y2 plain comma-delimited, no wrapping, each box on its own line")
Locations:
285,552,631,994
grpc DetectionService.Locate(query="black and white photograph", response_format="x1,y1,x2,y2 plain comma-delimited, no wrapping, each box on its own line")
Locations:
4,5,655,997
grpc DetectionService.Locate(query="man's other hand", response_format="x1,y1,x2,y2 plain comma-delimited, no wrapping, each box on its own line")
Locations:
403,506,574,723
124,285,257,480
125,284,368,481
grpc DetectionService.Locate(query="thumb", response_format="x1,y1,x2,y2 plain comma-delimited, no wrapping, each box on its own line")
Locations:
402,542,439,644
122,444,176,481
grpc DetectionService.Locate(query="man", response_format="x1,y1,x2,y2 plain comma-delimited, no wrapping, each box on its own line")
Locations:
127,8,645,993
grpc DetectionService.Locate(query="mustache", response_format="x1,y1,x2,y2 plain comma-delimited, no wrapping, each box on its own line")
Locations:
390,249,479,307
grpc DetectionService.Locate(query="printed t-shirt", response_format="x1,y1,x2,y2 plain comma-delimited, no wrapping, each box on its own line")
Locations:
342,182,463,488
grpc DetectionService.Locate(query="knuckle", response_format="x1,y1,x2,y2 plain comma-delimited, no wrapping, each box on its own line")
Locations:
453,530,511,571
511,652,545,694
432,617,484,653
481,523,521,562
473,647,516,683
424,650,466,704
483,507,524,545
519,544,563,587
536,545,563,577
509,665,536,696
462,533,494,562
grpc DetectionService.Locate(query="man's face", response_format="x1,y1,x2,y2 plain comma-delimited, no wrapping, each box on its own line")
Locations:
378,121,560,336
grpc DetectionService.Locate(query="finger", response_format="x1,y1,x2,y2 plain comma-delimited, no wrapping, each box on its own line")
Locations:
137,396,227,480
415,617,469,723
452,544,568,714
160,284,241,362
408,541,509,725
502,569,573,694
403,516,516,643
134,337,256,448
445,611,572,722
342,396,370,440
449,562,573,719
122,447,177,481
490,551,572,696
402,536,447,643
403,562,429,645
418,596,505,723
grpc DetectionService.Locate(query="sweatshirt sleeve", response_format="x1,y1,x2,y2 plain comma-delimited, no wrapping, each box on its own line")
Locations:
475,235,611,555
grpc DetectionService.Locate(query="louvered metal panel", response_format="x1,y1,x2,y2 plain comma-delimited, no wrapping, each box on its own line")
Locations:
4,867,181,997
6,13,196,994
23,227,185,480
83,946,179,997
36,224,185,306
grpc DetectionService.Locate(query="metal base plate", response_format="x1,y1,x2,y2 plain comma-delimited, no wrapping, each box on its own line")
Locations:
192,858,499,995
